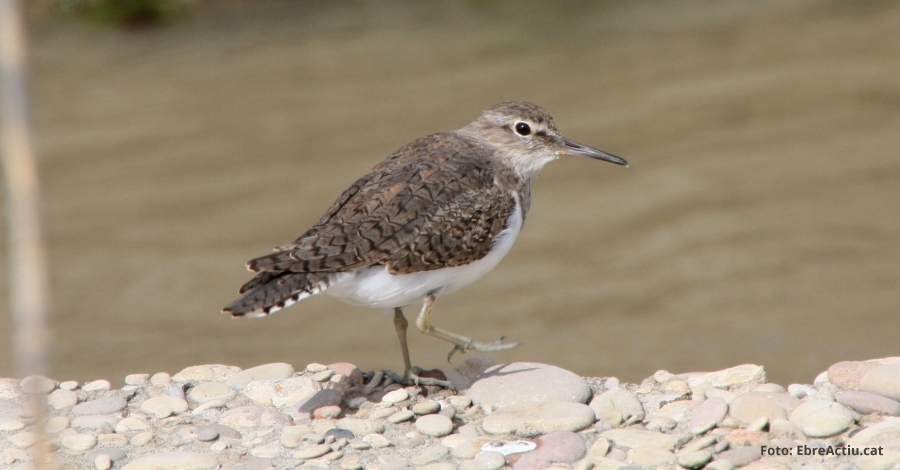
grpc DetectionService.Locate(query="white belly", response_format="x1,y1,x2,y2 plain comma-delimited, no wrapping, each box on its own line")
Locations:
324,198,524,309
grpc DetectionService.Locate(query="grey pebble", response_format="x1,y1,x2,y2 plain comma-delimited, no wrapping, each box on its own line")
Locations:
336,418,385,437
416,414,455,437
677,450,712,469
837,390,900,416
86,447,127,462
714,446,760,467
413,400,442,415
72,396,127,415
196,426,220,441
293,443,333,459
297,389,343,415
71,414,120,431
410,443,451,465
19,375,57,394
387,409,415,423
324,428,355,441
689,396,728,434
789,398,853,438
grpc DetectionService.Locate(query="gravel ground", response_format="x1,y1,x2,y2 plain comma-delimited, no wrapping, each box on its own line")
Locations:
1,357,899,470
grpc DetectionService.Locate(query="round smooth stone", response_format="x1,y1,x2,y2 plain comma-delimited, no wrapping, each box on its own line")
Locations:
828,361,878,390
412,401,441,415
187,381,236,405
45,415,70,434
382,388,409,404
82,380,111,392
130,432,154,446
589,388,644,425
139,396,189,418
510,431,585,469
728,392,799,425
86,447,127,462
466,362,591,409
837,391,900,416
250,441,283,459
72,397,127,415
627,447,676,467
470,451,506,470
860,362,900,401
410,444,451,465
47,389,78,410
172,365,241,384
714,447,761,467
225,363,295,390
124,374,150,386
71,414,120,430
7,431,39,448
446,355,497,391
587,437,610,459
327,363,364,387
482,401,594,437
19,376,56,394
336,418,385,437
150,373,170,386
294,443,332,459
94,453,112,470
324,428,354,441
196,426,219,442
789,398,854,438
115,417,149,433
684,365,765,391
416,414,454,437
313,405,342,420
690,397,728,434
387,409,415,423
98,434,128,447
61,433,98,451
678,450,713,469
121,451,219,470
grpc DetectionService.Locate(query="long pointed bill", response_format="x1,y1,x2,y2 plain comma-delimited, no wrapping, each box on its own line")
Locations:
561,138,628,167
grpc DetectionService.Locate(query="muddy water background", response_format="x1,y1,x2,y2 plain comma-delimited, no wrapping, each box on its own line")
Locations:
1,1,898,386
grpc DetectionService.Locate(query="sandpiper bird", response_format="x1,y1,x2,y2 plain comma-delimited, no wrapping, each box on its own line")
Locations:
224,101,627,386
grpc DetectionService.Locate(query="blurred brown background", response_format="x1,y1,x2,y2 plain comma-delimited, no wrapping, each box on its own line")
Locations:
1,0,898,387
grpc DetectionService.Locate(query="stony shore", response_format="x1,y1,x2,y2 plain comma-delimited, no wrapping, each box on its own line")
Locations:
1,356,899,470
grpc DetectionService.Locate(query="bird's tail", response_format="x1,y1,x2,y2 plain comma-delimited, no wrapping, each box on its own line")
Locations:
222,271,325,318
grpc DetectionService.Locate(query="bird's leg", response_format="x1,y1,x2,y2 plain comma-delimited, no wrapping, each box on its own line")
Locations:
415,290,520,364
383,307,452,388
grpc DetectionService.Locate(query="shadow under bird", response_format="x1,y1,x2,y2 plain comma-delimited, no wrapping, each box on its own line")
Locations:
224,101,627,387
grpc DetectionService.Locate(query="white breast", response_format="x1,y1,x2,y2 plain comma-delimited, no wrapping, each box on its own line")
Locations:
324,195,524,309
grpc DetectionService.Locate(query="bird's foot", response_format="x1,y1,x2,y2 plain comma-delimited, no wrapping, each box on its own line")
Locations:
383,367,453,390
446,335,520,363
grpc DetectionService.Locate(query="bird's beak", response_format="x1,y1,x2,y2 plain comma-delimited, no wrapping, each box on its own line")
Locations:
560,138,628,167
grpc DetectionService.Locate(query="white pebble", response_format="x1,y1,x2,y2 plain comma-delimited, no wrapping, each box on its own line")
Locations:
61,433,98,451
94,453,112,470
150,372,171,386
82,380,111,392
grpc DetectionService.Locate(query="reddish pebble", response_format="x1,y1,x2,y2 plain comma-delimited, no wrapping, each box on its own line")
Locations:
827,361,877,390
314,405,342,420
328,363,364,387
509,431,586,470
725,429,765,447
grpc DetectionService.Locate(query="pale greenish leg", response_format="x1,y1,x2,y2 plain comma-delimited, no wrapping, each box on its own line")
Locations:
383,307,453,388
415,290,520,364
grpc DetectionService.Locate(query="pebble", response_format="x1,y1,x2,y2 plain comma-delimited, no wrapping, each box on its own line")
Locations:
382,388,410,404
45,415,70,434
19,375,56,394
7,431,39,448
98,433,129,447
483,401,595,437
187,381,237,404
225,363,295,390
466,362,592,409
690,396,728,434
250,441,283,458
196,426,220,441
172,364,241,383
83,380,111,392
600,428,679,451
124,374,150,386
416,414,455,437
446,355,498,391
587,437,610,459
828,361,878,390
62,433,98,451
314,405,342,419
413,400,442,415
410,443,451,465
294,443,333,459
511,431,585,470
297,388,343,414
362,433,392,448
130,432,154,446
789,398,854,437
86,447,127,462
121,451,219,470
387,409,415,423
114,417,149,433
847,416,900,447
715,446,761,467
678,449,713,469
94,453,112,470
340,456,365,470
859,362,900,401
324,428,355,441
627,447,676,466
72,396,127,415
728,392,799,425
837,390,900,416
470,451,506,470
684,364,765,391
336,418,385,437
59,380,78,390
589,388,644,425
328,363,364,387
244,376,319,408
47,389,78,410
150,372,171,386
140,396,189,418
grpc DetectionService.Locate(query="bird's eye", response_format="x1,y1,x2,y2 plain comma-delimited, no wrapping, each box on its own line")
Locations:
514,122,532,136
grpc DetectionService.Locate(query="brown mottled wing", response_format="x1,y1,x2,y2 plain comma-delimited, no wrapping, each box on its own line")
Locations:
246,133,516,275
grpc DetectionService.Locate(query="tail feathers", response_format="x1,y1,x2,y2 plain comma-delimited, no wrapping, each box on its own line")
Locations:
223,272,324,318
